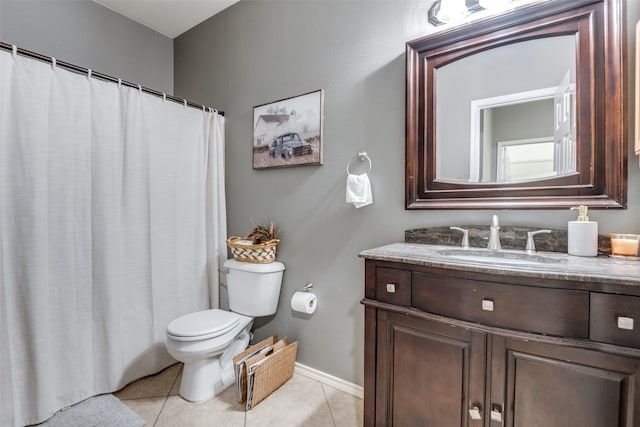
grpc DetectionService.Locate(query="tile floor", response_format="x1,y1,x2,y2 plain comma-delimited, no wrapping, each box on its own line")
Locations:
115,363,363,427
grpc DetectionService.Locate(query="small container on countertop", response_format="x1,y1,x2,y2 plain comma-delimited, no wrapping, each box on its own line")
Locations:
610,234,640,257
567,206,598,257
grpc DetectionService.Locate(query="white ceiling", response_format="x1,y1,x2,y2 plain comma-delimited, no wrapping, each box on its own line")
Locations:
94,0,241,39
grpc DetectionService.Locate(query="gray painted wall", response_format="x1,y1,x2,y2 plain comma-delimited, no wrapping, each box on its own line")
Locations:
0,0,173,94
175,0,640,387
492,99,554,144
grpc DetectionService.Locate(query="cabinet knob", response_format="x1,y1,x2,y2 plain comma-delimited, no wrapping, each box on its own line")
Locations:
386,283,396,293
617,316,634,330
482,299,494,312
469,405,482,420
491,405,503,422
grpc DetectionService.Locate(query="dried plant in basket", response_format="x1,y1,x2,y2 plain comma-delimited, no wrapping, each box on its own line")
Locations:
226,221,280,263
246,222,279,244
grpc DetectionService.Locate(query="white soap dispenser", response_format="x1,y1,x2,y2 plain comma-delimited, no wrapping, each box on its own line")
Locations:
567,205,598,257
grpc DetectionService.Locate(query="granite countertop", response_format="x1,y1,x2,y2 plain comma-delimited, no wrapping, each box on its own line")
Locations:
359,243,640,287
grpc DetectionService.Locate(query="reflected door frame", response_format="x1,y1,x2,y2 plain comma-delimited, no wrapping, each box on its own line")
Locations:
469,86,557,182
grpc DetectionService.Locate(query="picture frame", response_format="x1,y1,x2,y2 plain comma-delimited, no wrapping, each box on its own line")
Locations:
253,90,324,169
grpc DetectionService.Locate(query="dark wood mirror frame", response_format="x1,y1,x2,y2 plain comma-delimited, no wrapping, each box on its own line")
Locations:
406,0,627,210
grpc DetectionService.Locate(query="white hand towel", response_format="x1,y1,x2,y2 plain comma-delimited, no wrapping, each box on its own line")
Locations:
346,173,373,208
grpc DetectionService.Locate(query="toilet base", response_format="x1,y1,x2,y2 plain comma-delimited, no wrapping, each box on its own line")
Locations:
180,359,223,402
176,327,252,402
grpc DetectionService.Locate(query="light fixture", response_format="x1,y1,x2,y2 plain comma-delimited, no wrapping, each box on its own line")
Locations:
478,0,512,9
428,0,515,26
428,0,469,25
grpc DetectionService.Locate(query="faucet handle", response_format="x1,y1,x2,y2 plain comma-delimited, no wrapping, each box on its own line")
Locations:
525,230,552,253
450,227,470,249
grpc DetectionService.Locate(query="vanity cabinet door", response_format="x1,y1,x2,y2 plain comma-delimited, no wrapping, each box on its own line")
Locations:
492,336,640,427
376,310,486,427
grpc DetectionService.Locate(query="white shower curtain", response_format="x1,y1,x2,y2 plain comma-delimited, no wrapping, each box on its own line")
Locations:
0,48,226,426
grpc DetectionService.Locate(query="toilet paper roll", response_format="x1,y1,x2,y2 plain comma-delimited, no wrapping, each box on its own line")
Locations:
291,291,317,314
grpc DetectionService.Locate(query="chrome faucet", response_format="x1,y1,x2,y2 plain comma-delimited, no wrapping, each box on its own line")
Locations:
525,230,552,254
487,215,501,250
450,226,470,249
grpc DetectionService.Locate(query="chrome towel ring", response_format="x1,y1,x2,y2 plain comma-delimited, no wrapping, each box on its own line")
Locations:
346,152,372,174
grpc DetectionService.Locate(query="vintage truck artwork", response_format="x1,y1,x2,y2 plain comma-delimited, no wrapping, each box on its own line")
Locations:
253,90,323,169
269,132,314,159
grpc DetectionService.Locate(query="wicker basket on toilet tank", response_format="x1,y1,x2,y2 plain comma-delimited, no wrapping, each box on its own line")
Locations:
226,222,279,263
226,237,279,263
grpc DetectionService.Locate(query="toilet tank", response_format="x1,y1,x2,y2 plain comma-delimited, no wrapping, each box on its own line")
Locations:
223,259,285,316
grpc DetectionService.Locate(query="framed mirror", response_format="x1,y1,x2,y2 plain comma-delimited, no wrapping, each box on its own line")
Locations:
406,0,627,209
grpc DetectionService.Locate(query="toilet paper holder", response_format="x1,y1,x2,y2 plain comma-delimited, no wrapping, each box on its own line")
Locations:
291,284,318,315
299,283,313,292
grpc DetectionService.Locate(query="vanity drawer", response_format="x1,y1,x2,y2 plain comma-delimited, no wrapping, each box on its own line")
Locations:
590,293,640,348
412,272,589,338
376,267,411,307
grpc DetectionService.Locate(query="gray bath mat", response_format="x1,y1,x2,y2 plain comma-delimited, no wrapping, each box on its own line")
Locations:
39,394,144,427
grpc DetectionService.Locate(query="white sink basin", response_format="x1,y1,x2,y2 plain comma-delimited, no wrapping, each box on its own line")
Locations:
436,248,564,266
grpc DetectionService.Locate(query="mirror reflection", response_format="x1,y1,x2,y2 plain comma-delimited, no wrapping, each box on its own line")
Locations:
435,35,576,183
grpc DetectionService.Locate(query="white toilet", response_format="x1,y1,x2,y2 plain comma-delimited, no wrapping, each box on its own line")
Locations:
165,259,285,402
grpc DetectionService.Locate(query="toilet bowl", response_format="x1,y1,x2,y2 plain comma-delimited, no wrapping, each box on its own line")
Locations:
165,259,285,402
166,309,253,401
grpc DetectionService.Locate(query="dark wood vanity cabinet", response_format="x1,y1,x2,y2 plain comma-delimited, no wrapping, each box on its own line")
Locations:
363,261,640,427
494,337,640,427
375,309,486,426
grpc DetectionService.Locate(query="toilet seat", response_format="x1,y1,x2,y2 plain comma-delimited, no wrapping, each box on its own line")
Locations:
167,309,241,342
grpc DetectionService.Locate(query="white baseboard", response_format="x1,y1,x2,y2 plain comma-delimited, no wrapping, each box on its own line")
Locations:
294,362,364,400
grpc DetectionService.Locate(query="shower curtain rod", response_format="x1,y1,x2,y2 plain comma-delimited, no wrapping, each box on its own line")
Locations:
0,41,224,116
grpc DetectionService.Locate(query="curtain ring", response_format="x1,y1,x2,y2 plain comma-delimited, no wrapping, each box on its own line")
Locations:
202,105,206,112
51,57,56,70
11,45,17,59
137,84,142,93
87,69,92,79
118,78,122,88
346,152,372,174
162,93,166,102
183,99,187,108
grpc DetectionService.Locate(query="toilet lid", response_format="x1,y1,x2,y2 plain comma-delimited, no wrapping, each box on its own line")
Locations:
167,309,240,340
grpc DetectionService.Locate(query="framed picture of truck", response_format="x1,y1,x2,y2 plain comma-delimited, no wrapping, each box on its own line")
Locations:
253,90,324,169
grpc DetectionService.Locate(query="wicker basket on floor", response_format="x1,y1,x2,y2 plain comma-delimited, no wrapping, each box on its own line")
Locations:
226,237,279,263
233,335,298,409
247,340,298,409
